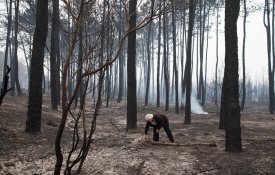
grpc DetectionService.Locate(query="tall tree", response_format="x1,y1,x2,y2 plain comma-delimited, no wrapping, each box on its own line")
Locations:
184,0,196,124
217,2,224,129
180,1,186,110
25,0,48,133
241,0,247,111
2,0,12,90
163,0,169,111
222,0,242,152
11,0,22,96
198,0,206,106
264,0,274,114
117,0,124,103
50,0,60,110
127,0,137,130
171,0,179,114
145,20,152,106
156,1,161,108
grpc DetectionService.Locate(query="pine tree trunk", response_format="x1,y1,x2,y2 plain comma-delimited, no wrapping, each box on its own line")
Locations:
156,1,161,108
184,0,196,124
199,0,206,106
127,0,137,130
241,0,247,111
50,0,60,110
223,0,242,152
145,22,152,106
181,2,186,110
171,0,179,113
117,1,124,103
2,0,12,89
26,0,48,133
13,0,22,96
264,0,274,114
163,0,169,111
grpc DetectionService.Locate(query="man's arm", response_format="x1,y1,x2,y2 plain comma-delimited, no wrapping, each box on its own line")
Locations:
145,122,151,134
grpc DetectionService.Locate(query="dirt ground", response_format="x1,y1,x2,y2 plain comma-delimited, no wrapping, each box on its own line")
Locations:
0,93,275,175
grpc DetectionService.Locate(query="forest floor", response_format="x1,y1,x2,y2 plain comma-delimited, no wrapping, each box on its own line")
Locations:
0,92,275,175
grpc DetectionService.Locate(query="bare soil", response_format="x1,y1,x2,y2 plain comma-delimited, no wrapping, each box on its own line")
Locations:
0,93,275,175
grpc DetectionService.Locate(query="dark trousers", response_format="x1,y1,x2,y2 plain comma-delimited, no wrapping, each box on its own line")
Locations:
153,125,175,143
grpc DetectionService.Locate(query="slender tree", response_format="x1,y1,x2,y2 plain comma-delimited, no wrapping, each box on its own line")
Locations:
156,1,161,108
2,0,12,91
198,0,206,106
163,0,169,111
264,0,274,114
184,0,196,124
180,1,186,110
145,21,152,106
217,2,224,129
50,0,60,110
241,0,247,111
12,0,22,96
117,0,124,103
25,0,48,133
171,0,179,113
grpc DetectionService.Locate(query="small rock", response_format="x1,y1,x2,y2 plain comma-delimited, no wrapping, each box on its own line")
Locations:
4,162,15,167
0,164,2,169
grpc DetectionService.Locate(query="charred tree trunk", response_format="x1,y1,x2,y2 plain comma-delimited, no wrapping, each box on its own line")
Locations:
184,0,196,124
127,0,137,130
223,0,242,152
2,0,12,90
50,0,60,110
13,0,22,96
163,0,169,111
25,0,48,133
198,0,206,106
181,1,186,110
264,0,274,114
171,0,179,114
145,22,152,106
241,0,247,111
117,1,124,103
156,1,161,108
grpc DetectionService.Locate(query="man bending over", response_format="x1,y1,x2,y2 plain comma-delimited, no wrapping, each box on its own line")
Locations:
144,113,175,143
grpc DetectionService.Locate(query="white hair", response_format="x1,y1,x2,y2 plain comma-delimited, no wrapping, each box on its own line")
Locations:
145,114,154,121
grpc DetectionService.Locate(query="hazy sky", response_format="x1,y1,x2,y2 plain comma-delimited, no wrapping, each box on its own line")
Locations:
0,1,269,84
207,1,267,83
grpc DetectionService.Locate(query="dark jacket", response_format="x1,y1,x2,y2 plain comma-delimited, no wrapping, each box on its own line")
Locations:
145,114,169,134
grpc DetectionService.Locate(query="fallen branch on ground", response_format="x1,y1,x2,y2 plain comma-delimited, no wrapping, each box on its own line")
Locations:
244,138,275,142
149,140,217,147
110,119,122,132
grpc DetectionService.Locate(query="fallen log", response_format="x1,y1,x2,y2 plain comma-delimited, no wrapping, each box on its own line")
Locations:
149,140,217,147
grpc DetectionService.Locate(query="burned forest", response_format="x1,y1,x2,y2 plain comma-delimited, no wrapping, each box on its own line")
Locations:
0,0,275,174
